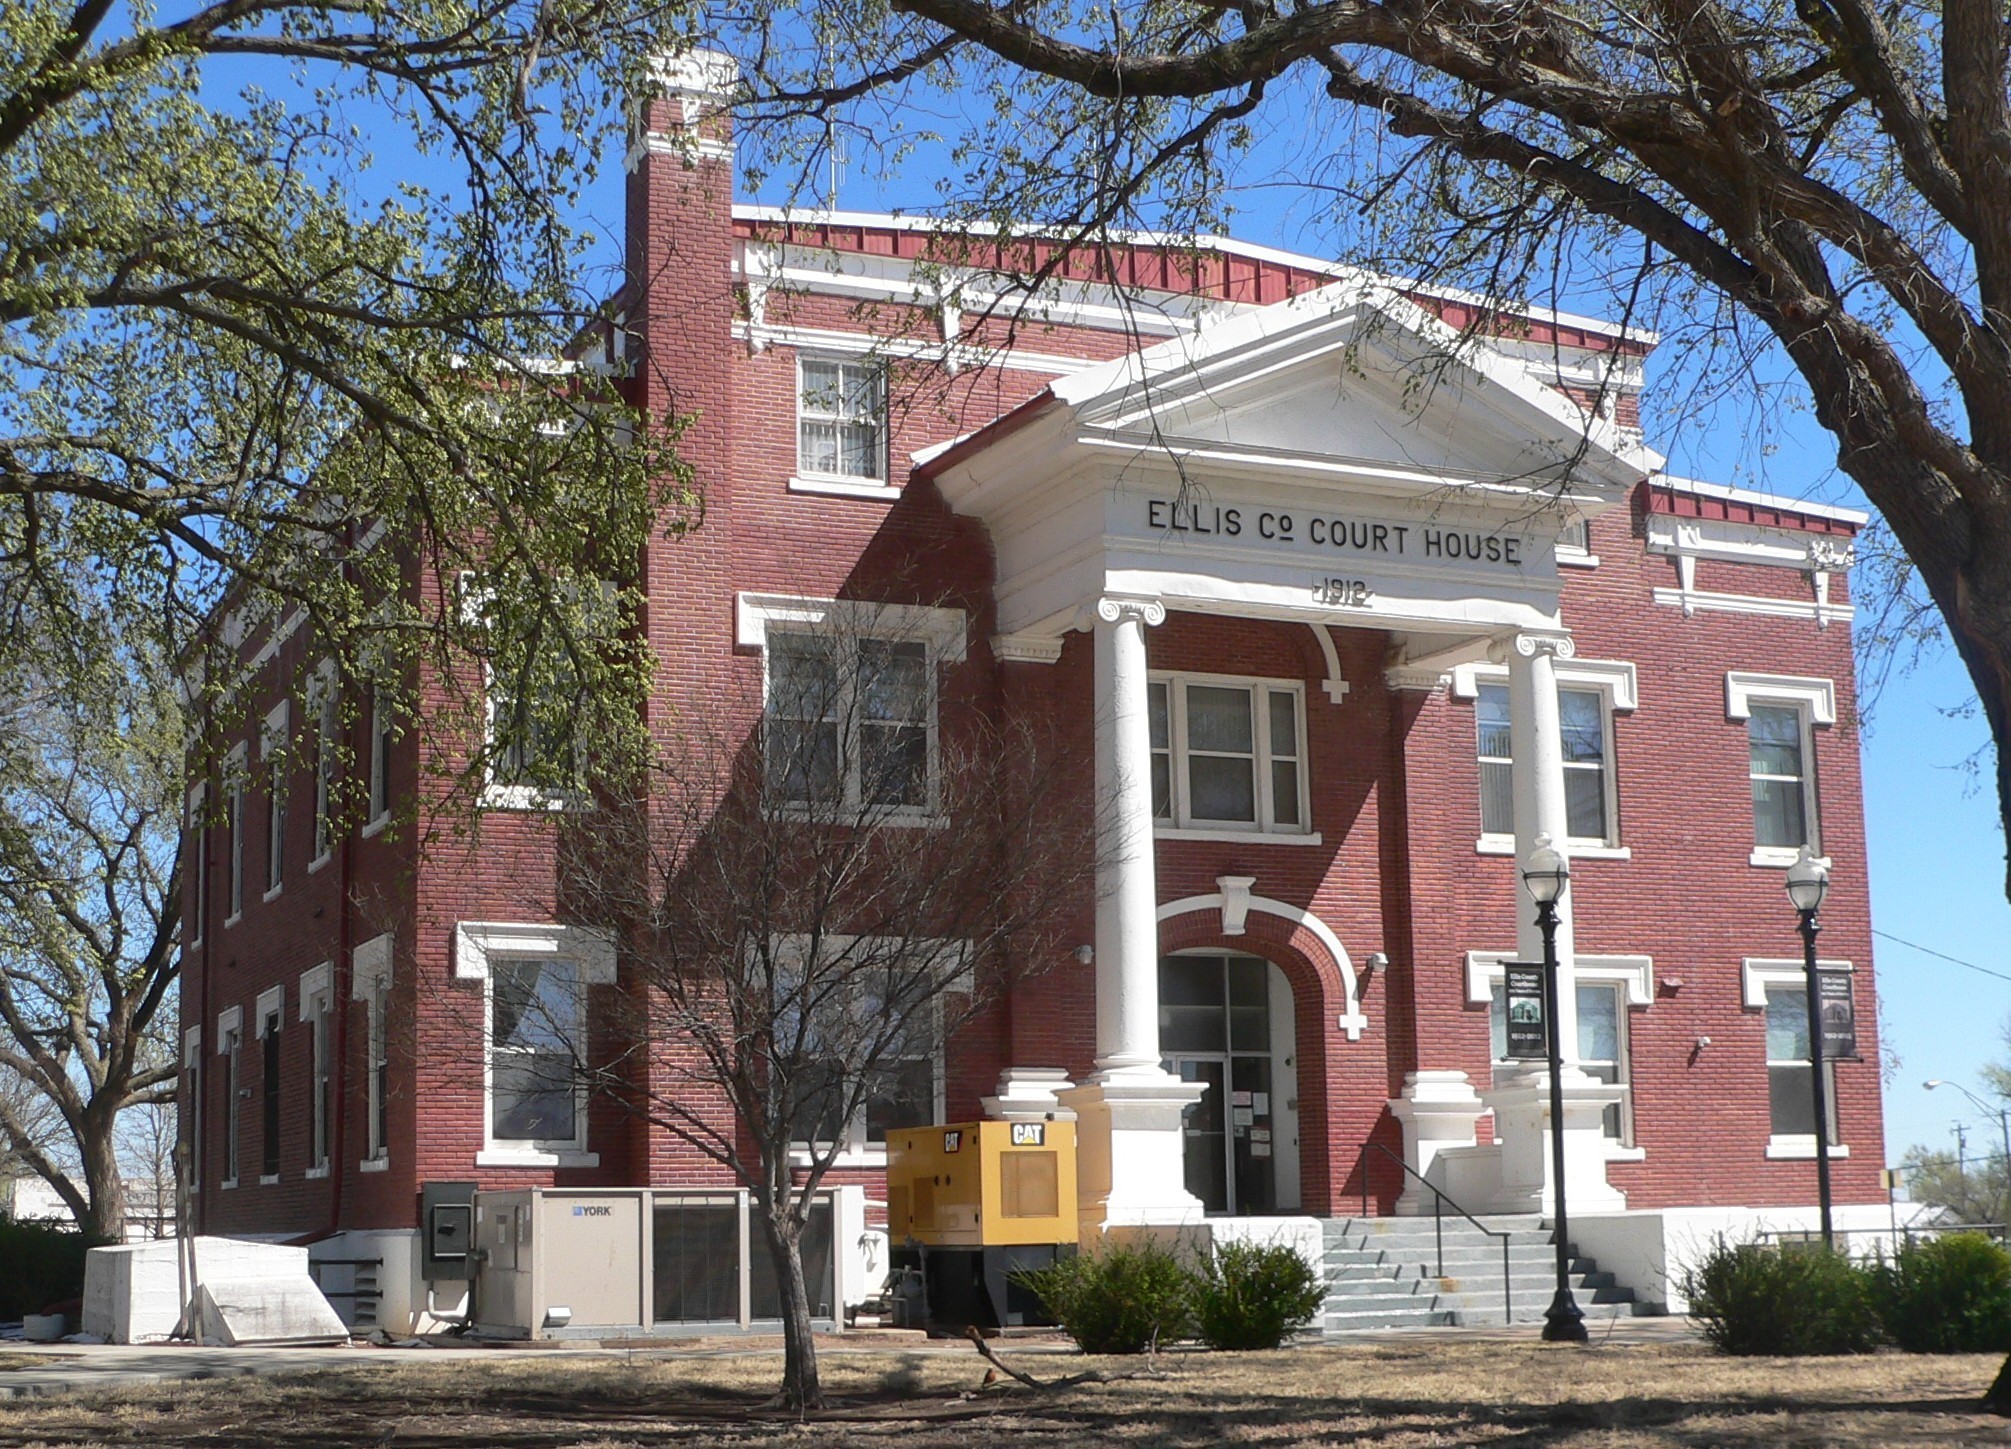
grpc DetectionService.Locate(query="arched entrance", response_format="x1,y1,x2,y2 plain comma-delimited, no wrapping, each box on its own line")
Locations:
1159,951,1300,1214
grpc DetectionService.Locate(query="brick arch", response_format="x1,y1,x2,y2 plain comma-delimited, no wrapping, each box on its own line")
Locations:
1156,897,1364,1216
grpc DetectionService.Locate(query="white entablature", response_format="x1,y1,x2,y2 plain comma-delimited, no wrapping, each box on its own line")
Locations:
916,279,1659,649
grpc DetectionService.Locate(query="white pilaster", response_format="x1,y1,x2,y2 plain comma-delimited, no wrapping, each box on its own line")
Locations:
1057,594,1207,1233
1496,630,1580,1059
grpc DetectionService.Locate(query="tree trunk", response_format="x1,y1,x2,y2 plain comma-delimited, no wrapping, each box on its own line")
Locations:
760,1209,824,1412
76,1104,127,1242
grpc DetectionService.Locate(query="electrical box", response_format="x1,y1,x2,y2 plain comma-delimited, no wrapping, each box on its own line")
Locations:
421,1180,479,1282
885,1119,1077,1248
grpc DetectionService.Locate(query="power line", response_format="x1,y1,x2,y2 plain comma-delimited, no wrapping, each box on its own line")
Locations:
1874,928,2011,987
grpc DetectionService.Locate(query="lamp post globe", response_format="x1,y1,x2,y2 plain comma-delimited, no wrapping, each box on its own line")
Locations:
1786,846,1835,1249
1522,833,1587,1344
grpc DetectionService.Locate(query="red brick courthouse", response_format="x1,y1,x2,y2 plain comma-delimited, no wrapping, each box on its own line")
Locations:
179,51,1891,1333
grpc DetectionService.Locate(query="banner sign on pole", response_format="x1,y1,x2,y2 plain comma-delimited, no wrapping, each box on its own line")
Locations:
1503,964,1547,1060
1817,969,1858,1061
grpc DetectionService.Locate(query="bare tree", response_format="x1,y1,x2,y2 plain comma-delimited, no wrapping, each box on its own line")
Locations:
528,600,1101,1410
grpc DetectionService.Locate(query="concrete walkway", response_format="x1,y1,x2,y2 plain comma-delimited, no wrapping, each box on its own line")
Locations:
0,1316,1703,1399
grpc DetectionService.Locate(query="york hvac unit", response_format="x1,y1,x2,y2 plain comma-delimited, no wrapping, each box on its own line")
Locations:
884,1119,1077,1333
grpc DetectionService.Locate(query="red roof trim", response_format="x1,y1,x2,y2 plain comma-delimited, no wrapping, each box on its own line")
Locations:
1642,482,1859,537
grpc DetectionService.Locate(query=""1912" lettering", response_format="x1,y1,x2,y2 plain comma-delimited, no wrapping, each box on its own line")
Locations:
1315,578,1374,608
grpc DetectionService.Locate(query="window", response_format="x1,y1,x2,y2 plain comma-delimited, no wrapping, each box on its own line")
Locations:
262,702,288,898
1489,979,1631,1141
188,786,208,948
218,1010,243,1189
1476,685,1513,836
797,358,885,481
183,1029,202,1196
226,748,246,923
486,653,583,803
1765,984,1838,1142
1463,663,1632,848
354,933,393,1168
1725,674,1834,865
488,957,585,1152
786,993,943,1158
300,966,333,1175
455,921,613,1167
1748,706,1808,849
312,683,336,866
367,688,395,827
766,634,934,813
258,995,282,1181
1148,674,1308,834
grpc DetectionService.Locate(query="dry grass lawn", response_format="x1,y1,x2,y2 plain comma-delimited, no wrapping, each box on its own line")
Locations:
0,1336,2003,1447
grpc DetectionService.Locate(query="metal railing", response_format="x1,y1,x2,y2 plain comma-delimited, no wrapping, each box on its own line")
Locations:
1357,1142,1515,1325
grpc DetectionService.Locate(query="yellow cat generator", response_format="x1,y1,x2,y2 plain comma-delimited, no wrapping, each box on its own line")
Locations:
884,1119,1077,1332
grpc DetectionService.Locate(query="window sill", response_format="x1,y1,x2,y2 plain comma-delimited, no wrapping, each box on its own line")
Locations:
304,1165,330,1181
475,1147,600,1168
1476,836,1631,861
789,1145,889,1170
480,784,589,813
1557,549,1601,569
789,474,900,500
262,884,283,904
221,1179,238,1191
1752,847,1828,869
259,1174,280,1186
308,853,332,875
1604,1144,1647,1162
1767,1137,1848,1160
358,1155,390,1174
360,813,390,840
770,804,948,830
224,913,242,930
1155,827,1325,846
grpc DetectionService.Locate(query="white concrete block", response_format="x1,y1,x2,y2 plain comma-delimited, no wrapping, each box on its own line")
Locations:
191,1274,347,1346
83,1236,311,1343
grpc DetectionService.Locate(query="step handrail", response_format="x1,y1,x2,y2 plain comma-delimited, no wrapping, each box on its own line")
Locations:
1355,1141,1514,1325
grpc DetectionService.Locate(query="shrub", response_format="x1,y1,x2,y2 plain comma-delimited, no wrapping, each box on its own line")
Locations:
0,1219,107,1320
1870,1232,2011,1353
1015,1241,1196,1353
1682,1236,1881,1356
1194,1239,1326,1350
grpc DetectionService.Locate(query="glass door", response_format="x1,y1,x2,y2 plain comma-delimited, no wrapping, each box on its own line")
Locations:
1171,1057,1229,1212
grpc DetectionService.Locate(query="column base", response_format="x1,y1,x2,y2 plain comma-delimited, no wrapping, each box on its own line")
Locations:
981,1067,1078,1122
1388,1070,1486,1215
1058,1070,1208,1238
1479,1066,1628,1216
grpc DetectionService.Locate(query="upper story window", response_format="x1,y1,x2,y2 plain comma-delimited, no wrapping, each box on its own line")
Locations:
262,702,288,900
798,358,886,481
311,669,337,867
485,658,584,809
1148,673,1308,835
187,785,209,949
1456,659,1637,854
1725,673,1834,866
740,595,968,823
225,745,246,925
366,687,396,830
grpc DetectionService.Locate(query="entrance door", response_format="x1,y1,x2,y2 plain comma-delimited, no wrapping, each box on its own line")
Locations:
1160,955,1285,1216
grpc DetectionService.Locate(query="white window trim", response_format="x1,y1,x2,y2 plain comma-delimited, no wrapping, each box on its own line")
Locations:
353,933,394,1169
1744,957,1852,1154
778,932,965,1169
1150,670,1313,838
262,700,289,900
186,782,209,949
795,353,888,485
309,660,337,871
1466,951,1651,1151
224,744,246,927
365,687,394,833
454,921,613,1167
1453,659,1637,853
737,593,967,823
299,963,334,1174
217,1007,243,1190
1727,673,1834,865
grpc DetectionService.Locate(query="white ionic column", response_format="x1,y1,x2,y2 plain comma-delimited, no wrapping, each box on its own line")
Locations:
1477,629,1627,1217
1056,595,1207,1236
1091,594,1164,1076
1499,629,1579,1061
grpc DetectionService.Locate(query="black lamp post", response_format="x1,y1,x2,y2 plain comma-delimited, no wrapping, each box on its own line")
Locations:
1786,847,1834,1250
1523,834,1587,1344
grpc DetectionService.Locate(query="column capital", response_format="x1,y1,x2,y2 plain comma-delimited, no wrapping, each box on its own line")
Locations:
1488,629,1576,666
1077,595,1167,631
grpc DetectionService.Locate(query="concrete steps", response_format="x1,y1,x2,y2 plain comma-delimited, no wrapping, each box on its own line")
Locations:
1316,1215,1646,1333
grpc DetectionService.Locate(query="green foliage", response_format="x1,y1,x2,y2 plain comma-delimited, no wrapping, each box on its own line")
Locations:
1015,1242,1195,1353
1870,1233,2011,1354
0,1220,106,1319
1682,1238,1881,1356
1193,1240,1325,1351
